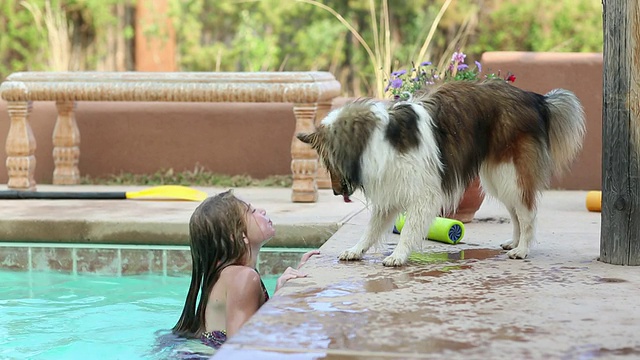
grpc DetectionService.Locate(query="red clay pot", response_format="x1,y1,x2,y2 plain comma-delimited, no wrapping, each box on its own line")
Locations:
443,177,485,223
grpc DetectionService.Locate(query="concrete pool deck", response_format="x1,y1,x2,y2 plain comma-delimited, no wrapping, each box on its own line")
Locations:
1,186,639,359
0,185,363,247
215,190,640,359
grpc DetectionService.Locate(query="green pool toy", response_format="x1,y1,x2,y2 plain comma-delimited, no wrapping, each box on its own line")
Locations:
393,213,465,244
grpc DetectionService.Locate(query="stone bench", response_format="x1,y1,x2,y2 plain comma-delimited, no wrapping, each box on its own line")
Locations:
0,71,341,202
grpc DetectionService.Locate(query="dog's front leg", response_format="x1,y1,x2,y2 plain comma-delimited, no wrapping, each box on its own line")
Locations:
339,206,396,261
383,208,436,267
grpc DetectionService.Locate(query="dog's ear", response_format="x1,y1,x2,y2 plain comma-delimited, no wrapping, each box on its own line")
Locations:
296,132,318,146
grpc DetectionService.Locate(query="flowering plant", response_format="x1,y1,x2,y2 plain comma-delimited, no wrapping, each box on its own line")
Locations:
385,51,516,101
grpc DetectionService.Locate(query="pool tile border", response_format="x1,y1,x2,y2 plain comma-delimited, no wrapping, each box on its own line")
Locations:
0,243,306,276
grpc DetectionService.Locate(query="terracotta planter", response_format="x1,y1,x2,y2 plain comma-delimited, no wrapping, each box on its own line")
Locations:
443,177,484,223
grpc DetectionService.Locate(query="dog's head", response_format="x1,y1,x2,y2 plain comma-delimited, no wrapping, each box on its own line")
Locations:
297,101,380,198
296,130,354,197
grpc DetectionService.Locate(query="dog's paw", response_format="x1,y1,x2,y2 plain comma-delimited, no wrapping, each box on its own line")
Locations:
382,254,408,267
338,248,364,261
506,247,529,259
500,239,518,250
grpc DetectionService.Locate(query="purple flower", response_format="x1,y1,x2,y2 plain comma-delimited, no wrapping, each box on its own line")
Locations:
451,51,466,64
475,61,482,72
390,78,403,89
385,48,516,103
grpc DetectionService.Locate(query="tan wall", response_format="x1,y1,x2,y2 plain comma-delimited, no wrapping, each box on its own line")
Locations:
481,51,603,190
0,52,603,189
0,101,297,183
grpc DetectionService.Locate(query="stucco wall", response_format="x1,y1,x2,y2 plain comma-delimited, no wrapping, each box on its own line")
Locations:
0,101,297,183
481,51,603,190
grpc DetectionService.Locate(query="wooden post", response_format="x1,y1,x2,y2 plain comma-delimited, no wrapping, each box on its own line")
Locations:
135,0,177,71
600,0,640,265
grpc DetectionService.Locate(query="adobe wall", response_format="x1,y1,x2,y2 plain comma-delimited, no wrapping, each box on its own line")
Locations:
0,101,298,183
481,51,603,190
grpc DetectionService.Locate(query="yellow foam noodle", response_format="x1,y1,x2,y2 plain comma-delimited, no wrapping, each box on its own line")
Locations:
126,185,208,201
395,214,465,244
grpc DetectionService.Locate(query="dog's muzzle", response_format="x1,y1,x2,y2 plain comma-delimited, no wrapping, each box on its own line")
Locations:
339,180,354,197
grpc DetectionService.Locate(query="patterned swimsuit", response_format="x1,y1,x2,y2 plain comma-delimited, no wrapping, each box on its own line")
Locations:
200,271,270,349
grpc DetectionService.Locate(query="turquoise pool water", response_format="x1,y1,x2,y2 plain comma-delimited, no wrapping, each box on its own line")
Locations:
0,270,278,360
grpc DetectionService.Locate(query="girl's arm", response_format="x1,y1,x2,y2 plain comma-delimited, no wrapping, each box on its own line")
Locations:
225,268,264,337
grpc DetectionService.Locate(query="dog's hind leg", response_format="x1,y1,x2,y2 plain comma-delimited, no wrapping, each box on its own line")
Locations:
480,162,536,257
506,142,548,259
339,206,398,261
506,203,537,259
500,206,521,250
383,205,437,267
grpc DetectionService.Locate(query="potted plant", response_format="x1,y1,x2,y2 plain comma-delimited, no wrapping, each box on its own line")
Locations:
385,51,515,222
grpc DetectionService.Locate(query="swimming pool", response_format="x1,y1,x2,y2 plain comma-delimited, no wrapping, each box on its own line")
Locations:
0,270,278,360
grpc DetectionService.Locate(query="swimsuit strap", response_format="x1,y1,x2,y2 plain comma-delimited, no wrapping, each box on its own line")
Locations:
254,268,270,302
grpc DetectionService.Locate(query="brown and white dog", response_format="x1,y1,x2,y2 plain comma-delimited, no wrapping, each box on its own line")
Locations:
297,79,585,266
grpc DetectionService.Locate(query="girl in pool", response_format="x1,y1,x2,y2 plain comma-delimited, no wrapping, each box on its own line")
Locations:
172,190,319,349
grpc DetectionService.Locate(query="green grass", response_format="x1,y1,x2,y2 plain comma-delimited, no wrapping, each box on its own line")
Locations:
80,167,292,188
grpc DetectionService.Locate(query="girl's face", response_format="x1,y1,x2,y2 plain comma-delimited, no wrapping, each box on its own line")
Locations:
243,203,275,245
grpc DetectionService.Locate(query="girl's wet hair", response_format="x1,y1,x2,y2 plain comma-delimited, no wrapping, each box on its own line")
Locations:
172,190,250,338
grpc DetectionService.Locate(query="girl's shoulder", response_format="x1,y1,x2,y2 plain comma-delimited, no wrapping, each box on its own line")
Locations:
219,266,263,288
219,266,264,303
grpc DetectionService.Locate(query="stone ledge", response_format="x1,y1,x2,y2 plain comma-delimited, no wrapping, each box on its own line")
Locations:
0,71,342,103
0,219,337,248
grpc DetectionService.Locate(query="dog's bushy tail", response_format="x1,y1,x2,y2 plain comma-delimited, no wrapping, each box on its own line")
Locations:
545,89,586,176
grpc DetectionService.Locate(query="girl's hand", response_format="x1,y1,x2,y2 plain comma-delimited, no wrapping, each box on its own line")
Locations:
297,250,320,269
275,267,308,292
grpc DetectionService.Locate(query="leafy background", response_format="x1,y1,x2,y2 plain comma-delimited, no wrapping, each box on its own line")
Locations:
1,0,603,97
0,0,603,185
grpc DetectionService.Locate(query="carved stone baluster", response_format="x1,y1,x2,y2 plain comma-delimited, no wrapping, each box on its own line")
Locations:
5,101,36,190
291,102,318,203
52,100,81,184
314,101,333,189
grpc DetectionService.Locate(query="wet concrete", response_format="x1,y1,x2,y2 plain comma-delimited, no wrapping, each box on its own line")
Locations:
216,191,640,359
